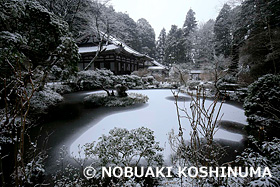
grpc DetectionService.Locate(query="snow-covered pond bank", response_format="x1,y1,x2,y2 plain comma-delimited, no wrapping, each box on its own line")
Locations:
69,89,247,163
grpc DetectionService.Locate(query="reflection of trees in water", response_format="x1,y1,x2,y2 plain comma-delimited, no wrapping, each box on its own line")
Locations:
165,96,191,102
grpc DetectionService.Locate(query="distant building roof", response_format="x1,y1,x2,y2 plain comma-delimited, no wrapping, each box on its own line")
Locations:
190,70,204,74
148,66,165,70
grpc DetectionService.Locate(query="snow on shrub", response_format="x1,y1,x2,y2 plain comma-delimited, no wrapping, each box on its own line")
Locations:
53,128,163,186
113,74,144,88
84,92,148,107
230,137,280,186
84,127,163,167
142,76,158,85
243,74,280,140
76,69,171,91
29,88,63,115
84,127,163,186
77,69,114,90
77,69,146,90
46,83,73,94
187,81,201,90
122,75,144,88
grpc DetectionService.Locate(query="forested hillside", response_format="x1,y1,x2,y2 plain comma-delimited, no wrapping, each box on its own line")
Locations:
158,0,280,83
33,0,280,83
37,0,156,58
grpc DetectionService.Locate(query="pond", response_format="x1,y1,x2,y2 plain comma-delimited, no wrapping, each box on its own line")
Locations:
70,90,246,160
42,89,247,173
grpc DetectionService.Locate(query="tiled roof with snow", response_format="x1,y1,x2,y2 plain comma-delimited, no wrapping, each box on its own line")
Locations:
78,44,119,54
110,38,143,57
78,32,155,61
151,60,167,68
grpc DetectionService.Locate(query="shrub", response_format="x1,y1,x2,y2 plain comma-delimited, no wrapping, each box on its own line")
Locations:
77,69,114,90
230,137,280,186
113,74,144,88
187,81,200,90
29,88,63,116
84,127,163,186
53,127,163,186
46,84,73,94
77,69,146,90
243,74,280,140
85,127,163,166
84,92,148,107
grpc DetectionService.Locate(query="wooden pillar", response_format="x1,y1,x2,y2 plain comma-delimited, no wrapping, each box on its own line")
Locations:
82,56,85,70
124,56,126,72
114,54,118,74
120,56,123,74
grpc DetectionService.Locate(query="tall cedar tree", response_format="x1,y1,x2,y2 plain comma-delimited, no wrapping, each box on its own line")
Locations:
183,9,197,64
193,19,215,67
156,28,167,64
165,25,186,64
214,4,232,58
183,8,197,37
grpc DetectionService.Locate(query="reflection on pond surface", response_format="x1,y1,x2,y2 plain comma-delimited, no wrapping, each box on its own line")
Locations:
165,95,191,102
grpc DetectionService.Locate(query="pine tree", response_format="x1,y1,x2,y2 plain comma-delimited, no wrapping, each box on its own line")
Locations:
214,3,232,58
156,28,167,64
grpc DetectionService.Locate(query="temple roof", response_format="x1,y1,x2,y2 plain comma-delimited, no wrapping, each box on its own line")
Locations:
78,32,152,60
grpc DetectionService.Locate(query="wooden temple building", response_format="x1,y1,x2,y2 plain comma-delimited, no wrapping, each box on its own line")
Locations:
78,34,154,75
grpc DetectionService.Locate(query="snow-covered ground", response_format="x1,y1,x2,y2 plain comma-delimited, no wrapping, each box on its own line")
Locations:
70,89,247,162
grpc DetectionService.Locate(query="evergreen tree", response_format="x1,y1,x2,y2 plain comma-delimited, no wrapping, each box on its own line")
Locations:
0,0,79,74
229,5,243,74
182,8,198,64
193,19,215,68
214,3,232,58
37,0,84,33
37,0,101,39
165,25,186,64
136,18,156,57
237,0,280,79
183,8,197,37
156,28,167,64
112,12,140,51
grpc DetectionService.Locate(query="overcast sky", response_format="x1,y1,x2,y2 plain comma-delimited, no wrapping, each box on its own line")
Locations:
110,0,231,38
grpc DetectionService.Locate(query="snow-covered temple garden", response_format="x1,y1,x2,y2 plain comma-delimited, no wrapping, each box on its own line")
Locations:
1,0,280,186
